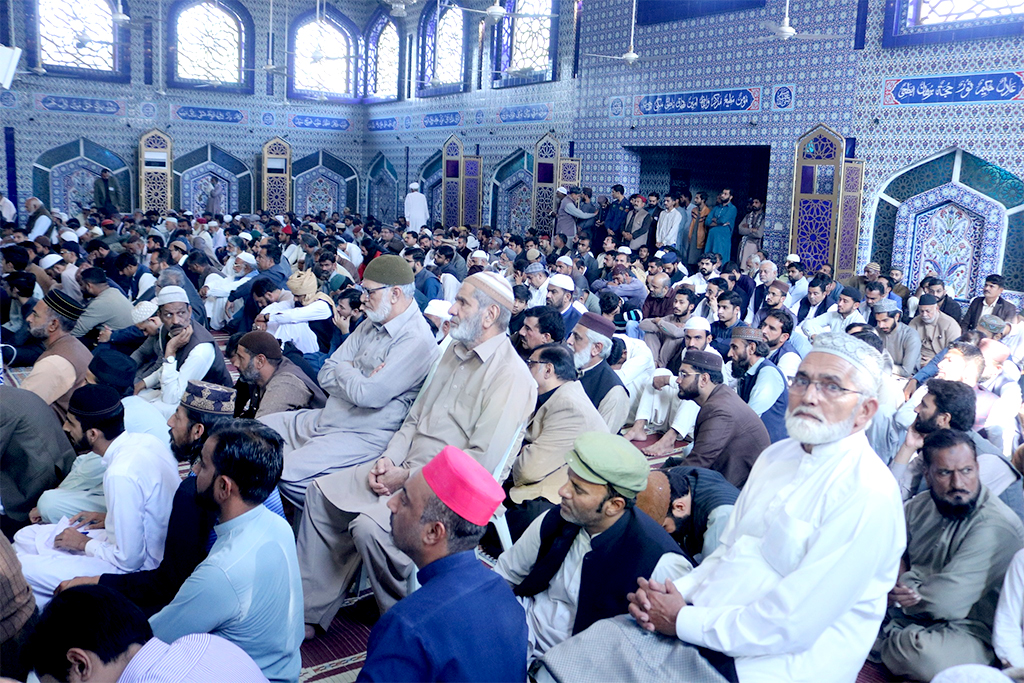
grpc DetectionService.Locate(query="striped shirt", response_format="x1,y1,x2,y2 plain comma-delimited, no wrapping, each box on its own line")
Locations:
118,634,268,683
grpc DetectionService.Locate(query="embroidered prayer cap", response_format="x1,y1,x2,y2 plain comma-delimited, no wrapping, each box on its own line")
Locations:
180,380,236,416
237,252,257,267
362,254,414,286
526,248,542,262
731,326,764,342
548,273,575,293
43,289,85,321
611,264,629,277
768,280,790,294
524,262,547,276
840,285,864,302
69,384,123,420
238,330,283,360
466,271,515,311
873,299,899,315
681,349,722,373
683,316,712,332
576,312,616,340
60,230,79,243
865,262,882,272
89,349,138,395
421,446,504,526
809,332,884,387
918,293,938,306
978,314,1008,336
287,270,318,298
661,251,679,264
169,240,190,253
564,432,649,499
424,299,452,322
156,286,189,306
131,300,159,324
39,254,62,270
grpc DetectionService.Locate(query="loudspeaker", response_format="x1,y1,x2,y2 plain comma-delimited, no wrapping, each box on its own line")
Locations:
0,46,24,90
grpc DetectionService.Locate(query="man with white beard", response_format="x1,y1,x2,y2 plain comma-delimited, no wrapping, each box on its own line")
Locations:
567,312,631,432
296,271,536,633
534,333,907,683
259,255,438,507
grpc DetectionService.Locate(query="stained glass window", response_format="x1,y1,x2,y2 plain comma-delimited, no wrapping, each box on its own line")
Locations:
366,18,399,99
175,2,243,83
293,19,352,95
509,0,551,72
38,0,116,72
913,0,1024,25
434,7,464,84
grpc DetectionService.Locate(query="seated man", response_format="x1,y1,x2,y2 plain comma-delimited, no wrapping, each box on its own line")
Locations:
259,256,438,506
546,272,581,334
132,285,232,418
506,343,609,541
28,585,268,683
647,466,739,564
874,429,1024,680
801,285,867,340
14,385,179,610
750,279,795,330
72,266,134,338
497,433,687,665
567,312,630,432
297,272,535,630
359,446,528,683
515,305,565,359
150,421,303,683
761,308,802,381
0,386,77,536
535,333,905,683
727,326,789,443
233,330,326,419
88,349,170,445
202,251,257,331
874,299,922,378
622,317,715,456
676,349,771,488
638,287,697,369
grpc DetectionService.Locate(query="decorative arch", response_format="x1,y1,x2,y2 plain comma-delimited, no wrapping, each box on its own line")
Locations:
287,4,363,101
367,154,398,224
33,138,132,216
28,0,132,82
491,150,534,236
789,124,846,274
139,129,173,214
869,147,1024,298
419,151,443,228
292,151,359,217
364,8,400,101
262,137,291,214
173,144,253,215
166,0,254,93
417,0,465,96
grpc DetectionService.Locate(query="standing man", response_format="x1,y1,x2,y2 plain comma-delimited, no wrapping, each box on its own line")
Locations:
555,186,596,242
704,188,736,262
655,193,683,249
92,169,122,217
624,194,652,252
736,198,764,268
602,184,630,241
359,446,528,682
404,182,430,232
685,192,710,268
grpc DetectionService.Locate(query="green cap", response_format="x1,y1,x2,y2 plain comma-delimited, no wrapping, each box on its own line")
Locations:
564,432,650,499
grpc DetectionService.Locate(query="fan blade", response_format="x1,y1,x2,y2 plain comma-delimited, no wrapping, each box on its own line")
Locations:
760,19,781,32
461,7,489,13
508,12,558,18
582,53,625,60
793,32,847,40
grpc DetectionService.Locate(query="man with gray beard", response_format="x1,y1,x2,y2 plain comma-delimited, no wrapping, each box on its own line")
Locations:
259,255,437,508
297,271,536,634
534,333,907,683
567,312,630,432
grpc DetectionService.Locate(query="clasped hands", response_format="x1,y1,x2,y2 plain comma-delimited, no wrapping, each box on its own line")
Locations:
628,576,688,637
368,457,409,497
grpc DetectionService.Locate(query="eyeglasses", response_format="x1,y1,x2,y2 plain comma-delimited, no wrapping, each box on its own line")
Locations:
525,359,547,368
361,285,389,297
788,375,863,399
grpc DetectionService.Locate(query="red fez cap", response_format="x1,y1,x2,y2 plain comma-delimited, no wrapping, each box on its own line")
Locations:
421,446,503,526
101,219,115,227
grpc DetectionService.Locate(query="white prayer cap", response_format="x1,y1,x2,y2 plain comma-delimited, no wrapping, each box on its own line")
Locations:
75,227,88,237
617,246,632,255
470,250,488,260
275,215,286,224
556,186,568,195
548,273,575,293
183,210,193,216
156,285,189,306
654,250,665,258
40,254,62,270
465,271,515,311
409,182,420,190
683,316,712,332
556,255,573,266
57,211,69,221
89,226,103,236
424,299,452,322
786,253,801,263
237,252,257,267
60,230,79,243
809,332,884,394
207,221,219,228
932,665,1014,683
131,300,159,324
239,232,253,241
223,214,233,222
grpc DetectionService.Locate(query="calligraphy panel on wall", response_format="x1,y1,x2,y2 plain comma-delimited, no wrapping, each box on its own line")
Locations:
789,124,846,274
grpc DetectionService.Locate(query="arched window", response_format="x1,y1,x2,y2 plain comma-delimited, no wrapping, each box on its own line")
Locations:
493,0,556,87
883,0,1024,46
912,0,1024,25
418,1,464,95
167,0,253,92
33,0,129,81
288,4,361,101
365,13,399,101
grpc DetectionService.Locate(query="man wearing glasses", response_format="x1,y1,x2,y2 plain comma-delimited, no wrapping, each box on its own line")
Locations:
535,333,906,683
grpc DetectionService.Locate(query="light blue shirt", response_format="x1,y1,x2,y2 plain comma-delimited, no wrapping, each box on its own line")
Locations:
150,505,303,683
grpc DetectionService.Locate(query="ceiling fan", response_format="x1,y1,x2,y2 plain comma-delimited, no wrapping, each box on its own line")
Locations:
73,31,129,50
460,0,558,24
582,0,640,65
379,0,420,18
759,0,846,41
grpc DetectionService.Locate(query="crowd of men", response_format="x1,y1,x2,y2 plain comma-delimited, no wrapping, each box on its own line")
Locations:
1,183,1024,683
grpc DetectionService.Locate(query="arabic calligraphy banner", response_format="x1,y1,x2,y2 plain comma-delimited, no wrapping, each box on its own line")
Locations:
423,111,462,128
883,71,1024,106
368,117,398,132
498,103,552,123
289,114,350,130
172,105,247,124
36,95,125,116
634,87,761,116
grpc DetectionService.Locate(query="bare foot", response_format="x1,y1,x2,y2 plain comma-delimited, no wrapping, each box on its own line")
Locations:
304,624,317,641
643,432,679,456
622,422,648,442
